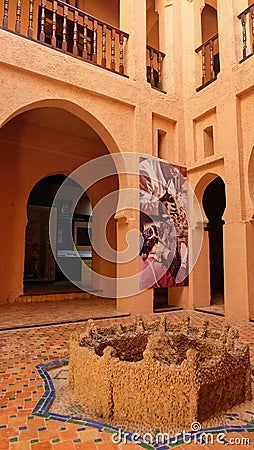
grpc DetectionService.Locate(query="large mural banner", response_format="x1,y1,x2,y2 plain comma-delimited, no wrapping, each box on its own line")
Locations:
139,157,188,289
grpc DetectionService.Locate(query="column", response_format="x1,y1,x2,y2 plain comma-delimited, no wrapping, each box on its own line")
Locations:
223,221,250,319
188,220,211,309
119,0,147,82
115,162,154,315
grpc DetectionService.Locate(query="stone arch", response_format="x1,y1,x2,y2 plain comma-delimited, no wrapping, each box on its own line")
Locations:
194,172,224,219
24,173,93,288
0,98,122,158
202,176,226,303
203,0,217,11
0,102,121,303
146,0,159,49
1,99,130,195
24,170,70,216
191,172,226,310
201,3,218,42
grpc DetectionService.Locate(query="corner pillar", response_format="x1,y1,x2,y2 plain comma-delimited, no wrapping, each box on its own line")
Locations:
223,221,250,320
188,220,210,309
119,0,147,82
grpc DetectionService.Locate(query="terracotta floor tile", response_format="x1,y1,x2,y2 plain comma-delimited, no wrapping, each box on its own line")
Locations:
19,430,39,442
79,430,101,442
38,430,60,442
180,443,207,449
95,443,118,449
0,439,10,450
58,429,79,441
0,298,126,330
10,441,31,450
0,428,18,440
118,444,138,449
51,441,74,449
31,442,53,450
17,410,35,417
9,418,30,428
101,433,118,442
74,443,97,450
28,420,47,430
0,415,8,425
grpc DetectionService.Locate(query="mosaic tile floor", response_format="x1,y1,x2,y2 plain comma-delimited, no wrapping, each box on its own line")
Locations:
0,309,254,449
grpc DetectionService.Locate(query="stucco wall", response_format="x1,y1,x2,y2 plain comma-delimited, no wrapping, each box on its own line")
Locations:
0,0,254,317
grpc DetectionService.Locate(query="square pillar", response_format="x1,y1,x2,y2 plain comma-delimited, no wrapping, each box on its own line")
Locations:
188,221,211,309
223,221,250,320
120,0,147,82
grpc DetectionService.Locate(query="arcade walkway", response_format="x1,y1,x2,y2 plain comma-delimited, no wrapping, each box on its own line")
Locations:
0,297,129,330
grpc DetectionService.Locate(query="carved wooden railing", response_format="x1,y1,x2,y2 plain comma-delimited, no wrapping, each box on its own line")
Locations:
195,33,220,91
146,45,165,91
1,0,129,76
238,2,254,62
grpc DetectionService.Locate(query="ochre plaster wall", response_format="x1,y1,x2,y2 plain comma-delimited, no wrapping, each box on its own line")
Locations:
0,0,254,318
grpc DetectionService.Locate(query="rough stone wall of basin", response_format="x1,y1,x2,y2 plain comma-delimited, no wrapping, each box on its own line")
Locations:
69,317,252,431
69,337,114,421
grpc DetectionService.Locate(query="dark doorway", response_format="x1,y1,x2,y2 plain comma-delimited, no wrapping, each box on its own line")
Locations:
202,177,226,304
24,174,92,291
153,288,168,311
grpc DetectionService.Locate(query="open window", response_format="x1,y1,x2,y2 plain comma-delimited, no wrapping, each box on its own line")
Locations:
196,2,220,90
146,0,165,91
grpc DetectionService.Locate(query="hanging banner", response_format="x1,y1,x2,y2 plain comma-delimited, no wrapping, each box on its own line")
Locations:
139,157,188,289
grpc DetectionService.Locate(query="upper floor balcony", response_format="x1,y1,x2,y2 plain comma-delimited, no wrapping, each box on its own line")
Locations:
0,0,167,92
2,1,252,96
0,0,129,77
238,1,254,62
195,33,220,92
195,1,254,91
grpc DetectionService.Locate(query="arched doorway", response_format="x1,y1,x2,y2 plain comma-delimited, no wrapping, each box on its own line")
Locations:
200,2,220,83
202,177,226,305
24,175,92,293
146,0,159,49
146,0,160,88
0,105,119,303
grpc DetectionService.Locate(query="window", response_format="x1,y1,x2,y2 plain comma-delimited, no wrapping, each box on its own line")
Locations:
203,126,214,157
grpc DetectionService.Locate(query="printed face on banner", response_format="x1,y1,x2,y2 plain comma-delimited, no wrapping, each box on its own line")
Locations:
139,157,188,289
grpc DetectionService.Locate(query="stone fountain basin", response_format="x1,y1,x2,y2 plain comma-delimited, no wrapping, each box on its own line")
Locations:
69,316,251,431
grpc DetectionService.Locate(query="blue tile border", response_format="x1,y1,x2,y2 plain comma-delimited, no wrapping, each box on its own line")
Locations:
33,358,254,449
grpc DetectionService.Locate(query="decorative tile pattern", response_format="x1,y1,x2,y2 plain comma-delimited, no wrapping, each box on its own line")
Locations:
35,355,254,448
0,310,254,449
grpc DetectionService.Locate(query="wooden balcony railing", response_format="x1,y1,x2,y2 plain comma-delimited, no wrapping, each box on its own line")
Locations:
146,45,165,92
195,33,220,91
238,2,254,62
1,0,129,76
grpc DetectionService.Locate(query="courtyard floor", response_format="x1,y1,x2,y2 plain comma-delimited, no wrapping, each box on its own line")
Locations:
0,300,254,450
